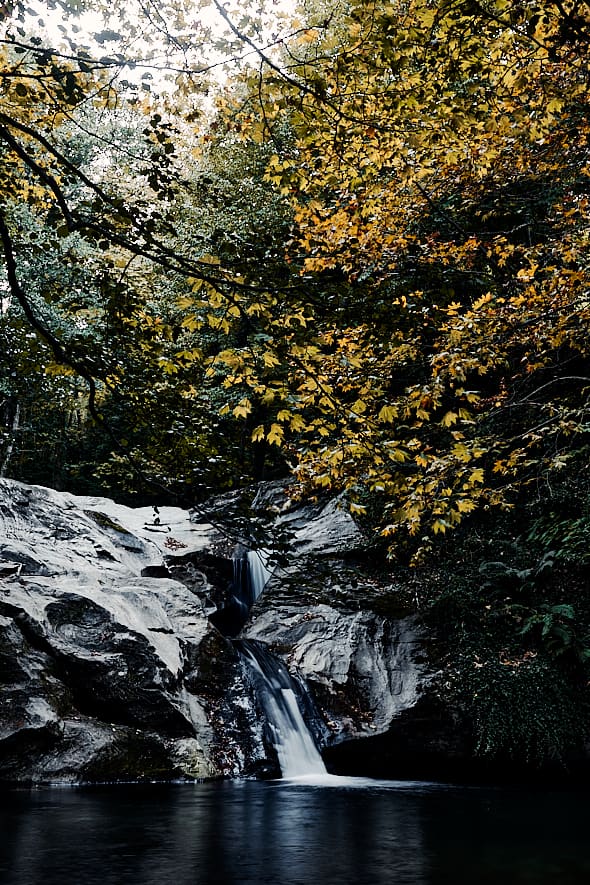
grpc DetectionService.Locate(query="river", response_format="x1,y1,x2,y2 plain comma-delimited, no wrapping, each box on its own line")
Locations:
1,777,587,884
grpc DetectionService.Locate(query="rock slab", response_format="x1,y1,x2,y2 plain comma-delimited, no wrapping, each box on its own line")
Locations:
0,479,266,783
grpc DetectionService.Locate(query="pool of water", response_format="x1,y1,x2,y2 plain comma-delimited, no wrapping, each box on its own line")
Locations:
0,776,587,884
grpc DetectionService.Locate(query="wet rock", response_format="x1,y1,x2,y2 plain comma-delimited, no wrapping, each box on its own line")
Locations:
0,478,264,784
245,601,426,744
219,487,429,751
278,494,367,558
0,476,467,783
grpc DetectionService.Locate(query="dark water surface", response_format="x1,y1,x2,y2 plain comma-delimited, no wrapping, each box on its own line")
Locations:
0,776,587,884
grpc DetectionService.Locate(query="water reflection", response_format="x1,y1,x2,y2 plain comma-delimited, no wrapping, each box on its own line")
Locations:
0,779,588,885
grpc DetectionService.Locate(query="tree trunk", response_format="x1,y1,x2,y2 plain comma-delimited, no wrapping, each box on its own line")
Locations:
1,401,21,477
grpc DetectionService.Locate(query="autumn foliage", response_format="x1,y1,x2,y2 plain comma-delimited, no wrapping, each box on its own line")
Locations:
1,0,589,557
176,0,590,556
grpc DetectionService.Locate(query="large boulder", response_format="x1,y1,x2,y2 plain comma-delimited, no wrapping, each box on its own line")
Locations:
195,483,432,756
239,498,430,757
245,603,425,743
0,479,266,784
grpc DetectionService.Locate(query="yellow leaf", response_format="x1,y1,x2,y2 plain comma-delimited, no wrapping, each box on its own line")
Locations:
233,398,252,419
388,448,408,462
441,411,458,427
177,296,195,309
158,358,179,375
456,499,477,513
44,363,76,377
267,423,284,446
262,351,280,368
198,253,220,266
378,405,398,423
246,303,267,316
181,315,203,332
452,442,472,462
472,293,493,311
289,414,307,432
466,468,484,486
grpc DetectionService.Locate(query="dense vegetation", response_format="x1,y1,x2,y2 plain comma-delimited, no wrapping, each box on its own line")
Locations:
1,0,589,766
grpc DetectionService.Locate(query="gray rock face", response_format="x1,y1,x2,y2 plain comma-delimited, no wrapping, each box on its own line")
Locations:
185,483,430,756
245,604,425,743
0,477,432,784
276,493,367,557
202,485,430,749
0,479,266,784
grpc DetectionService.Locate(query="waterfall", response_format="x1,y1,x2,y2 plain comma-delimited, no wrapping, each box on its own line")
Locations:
231,553,250,618
212,548,273,635
233,547,273,609
214,548,326,778
239,639,327,779
246,548,273,603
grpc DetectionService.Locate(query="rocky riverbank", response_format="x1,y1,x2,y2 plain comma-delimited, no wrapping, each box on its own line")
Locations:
0,478,434,783
3,477,587,785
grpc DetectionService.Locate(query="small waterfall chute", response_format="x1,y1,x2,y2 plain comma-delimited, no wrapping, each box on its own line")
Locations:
212,547,274,635
232,546,273,609
246,548,273,603
238,639,327,779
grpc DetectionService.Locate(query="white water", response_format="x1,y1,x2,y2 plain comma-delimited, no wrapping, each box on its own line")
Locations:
229,548,272,617
237,550,326,778
246,548,273,602
239,641,327,779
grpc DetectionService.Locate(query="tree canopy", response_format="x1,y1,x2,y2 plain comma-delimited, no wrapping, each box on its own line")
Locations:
1,0,589,551
181,0,590,558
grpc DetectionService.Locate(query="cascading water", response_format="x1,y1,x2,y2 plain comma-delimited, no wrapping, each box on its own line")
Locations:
216,545,326,777
213,547,274,635
238,639,327,779
230,553,250,624
234,547,273,608
246,548,273,603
